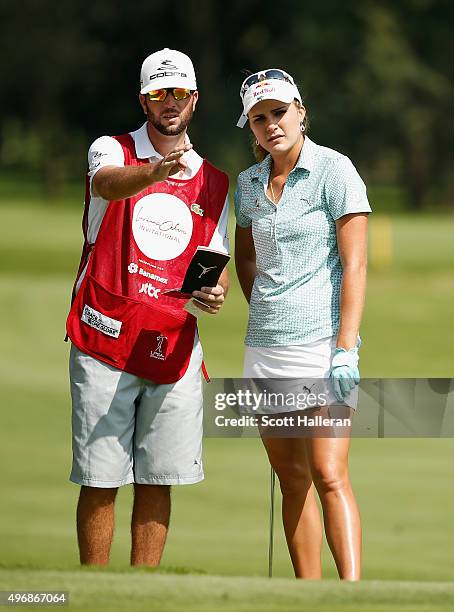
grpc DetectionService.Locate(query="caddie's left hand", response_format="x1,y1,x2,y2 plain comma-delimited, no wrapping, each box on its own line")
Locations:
329,338,361,402
191,285,225,315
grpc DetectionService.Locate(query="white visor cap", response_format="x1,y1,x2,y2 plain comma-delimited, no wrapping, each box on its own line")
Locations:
237,79,302,128
140,48,197,94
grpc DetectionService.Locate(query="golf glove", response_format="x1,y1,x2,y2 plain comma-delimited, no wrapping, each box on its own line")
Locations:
329,338,361,402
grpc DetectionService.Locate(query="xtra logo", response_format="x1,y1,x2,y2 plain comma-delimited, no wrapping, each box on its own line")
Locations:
139,283,160,299
190,203,204,216
128,263,139,274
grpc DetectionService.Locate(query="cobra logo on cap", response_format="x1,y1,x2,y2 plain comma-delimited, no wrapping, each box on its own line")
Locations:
158,59,178,71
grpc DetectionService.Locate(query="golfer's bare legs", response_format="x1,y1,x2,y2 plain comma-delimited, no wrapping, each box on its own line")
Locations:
77,486,118,565
131,484,170,566
306,432,361,581
262,437,323,579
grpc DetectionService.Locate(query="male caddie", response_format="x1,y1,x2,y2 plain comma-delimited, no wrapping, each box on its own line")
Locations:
66,49,229,566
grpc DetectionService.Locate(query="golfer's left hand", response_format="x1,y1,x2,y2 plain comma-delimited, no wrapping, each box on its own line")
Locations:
192,285,225,315
329,342,361,402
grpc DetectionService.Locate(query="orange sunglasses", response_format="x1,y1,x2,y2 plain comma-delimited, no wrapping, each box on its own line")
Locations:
147,88,193,102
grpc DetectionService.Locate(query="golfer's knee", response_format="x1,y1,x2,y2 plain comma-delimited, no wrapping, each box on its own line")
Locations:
274,462,312,494
311,466,348,496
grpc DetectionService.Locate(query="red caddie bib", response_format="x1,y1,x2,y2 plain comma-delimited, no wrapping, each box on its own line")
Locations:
66,133,228,383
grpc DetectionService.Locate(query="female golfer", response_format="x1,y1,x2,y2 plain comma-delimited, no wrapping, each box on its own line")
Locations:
234,69,371,580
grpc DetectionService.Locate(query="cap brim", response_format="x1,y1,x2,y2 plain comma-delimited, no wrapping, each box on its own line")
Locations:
237,93,294,129
140,76,197,94
238,80,302,127
243,92,296,117
236,114,248,128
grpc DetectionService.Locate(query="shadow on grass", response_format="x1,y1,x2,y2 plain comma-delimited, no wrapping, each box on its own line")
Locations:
0,562,206,575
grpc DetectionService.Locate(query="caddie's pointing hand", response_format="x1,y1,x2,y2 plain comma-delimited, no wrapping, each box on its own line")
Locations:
152,144,193,182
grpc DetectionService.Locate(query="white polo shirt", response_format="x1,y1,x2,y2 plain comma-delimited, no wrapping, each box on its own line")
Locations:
76,122,229,292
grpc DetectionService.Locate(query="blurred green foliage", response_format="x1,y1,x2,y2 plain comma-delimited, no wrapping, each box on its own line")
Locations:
1,1,453,209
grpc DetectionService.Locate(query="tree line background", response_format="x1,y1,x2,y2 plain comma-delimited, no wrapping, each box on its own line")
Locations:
1,0,453,210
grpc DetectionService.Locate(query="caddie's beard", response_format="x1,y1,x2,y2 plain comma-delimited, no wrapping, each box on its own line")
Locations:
147,104,194,136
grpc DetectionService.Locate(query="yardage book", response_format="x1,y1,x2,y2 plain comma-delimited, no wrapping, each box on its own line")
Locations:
164,246,230,298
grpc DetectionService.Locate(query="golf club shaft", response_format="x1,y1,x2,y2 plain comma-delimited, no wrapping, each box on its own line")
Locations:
268,467,276,578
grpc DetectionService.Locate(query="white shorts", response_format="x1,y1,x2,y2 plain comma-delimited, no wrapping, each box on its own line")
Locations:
243,336,358,412
69,339,204,488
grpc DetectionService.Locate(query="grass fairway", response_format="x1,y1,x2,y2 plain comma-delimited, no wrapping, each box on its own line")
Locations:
1,201,454,609
1,570,454,612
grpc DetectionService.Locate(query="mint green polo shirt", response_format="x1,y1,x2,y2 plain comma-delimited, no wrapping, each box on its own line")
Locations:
234,136,371,347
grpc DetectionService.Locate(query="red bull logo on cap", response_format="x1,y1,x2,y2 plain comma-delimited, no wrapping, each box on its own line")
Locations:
253,84,277,98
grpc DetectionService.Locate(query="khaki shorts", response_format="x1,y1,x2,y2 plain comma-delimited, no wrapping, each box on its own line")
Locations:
69,339,204,487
